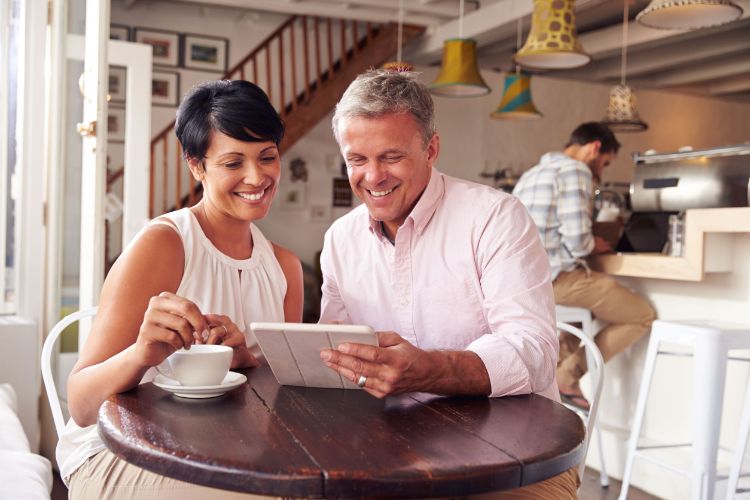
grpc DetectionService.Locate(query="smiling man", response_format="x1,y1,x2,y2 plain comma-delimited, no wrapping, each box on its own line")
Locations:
318,70,577,498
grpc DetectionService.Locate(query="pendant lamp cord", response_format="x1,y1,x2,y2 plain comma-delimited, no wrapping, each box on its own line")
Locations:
515,17,522,75
397,0,404,62
621,0,629,86
458,0,465,39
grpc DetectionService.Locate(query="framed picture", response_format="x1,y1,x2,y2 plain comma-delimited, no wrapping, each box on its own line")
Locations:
108,66,126,103
332,178,353,207
280,184,307,210
183,34,228,73
151,70,180,107
110,24,130,41
309,205,330,223
134,27,180,67
108,108,125,143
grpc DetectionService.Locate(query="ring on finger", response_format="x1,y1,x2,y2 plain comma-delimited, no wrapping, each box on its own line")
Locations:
357,374,367,388
221,324,229,336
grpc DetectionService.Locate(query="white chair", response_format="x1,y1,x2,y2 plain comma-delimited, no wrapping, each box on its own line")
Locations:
556,305,610,488
557,320,605,489
727,377,750,499
41,307,97,438
618,320,750,500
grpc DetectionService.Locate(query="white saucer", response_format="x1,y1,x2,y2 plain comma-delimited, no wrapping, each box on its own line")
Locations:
153,372,247,399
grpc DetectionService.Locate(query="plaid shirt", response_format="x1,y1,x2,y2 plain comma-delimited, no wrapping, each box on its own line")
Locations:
513,152,595,280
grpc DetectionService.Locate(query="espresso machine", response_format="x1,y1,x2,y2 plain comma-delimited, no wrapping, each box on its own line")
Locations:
616,144,750,253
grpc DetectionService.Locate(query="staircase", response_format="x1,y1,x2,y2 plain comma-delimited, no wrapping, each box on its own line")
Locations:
146,15,423,218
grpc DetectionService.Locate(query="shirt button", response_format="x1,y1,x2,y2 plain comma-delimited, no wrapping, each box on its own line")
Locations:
401,298,410,306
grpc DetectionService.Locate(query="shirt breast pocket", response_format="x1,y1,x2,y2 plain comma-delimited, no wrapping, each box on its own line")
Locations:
414,278,488,350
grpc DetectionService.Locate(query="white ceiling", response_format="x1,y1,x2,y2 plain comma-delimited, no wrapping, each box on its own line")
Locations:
133,0,750,102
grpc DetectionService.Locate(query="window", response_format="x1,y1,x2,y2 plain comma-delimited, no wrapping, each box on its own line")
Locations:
0,0,19,313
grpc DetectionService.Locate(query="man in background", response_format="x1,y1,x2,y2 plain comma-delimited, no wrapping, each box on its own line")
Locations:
513,122,656,410
319,69,577,499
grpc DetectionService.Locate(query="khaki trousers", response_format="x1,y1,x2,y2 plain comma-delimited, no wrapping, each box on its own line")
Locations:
68,449,277,500
70,450,578,500
553,268,656,388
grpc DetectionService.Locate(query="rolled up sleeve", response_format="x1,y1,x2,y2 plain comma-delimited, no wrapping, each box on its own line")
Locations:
466,197,558,399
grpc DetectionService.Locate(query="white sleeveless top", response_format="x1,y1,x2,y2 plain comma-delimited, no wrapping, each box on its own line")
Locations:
56,208,287,484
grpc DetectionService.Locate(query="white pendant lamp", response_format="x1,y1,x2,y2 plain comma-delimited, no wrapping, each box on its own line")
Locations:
636,0,743,30
602,0,648,132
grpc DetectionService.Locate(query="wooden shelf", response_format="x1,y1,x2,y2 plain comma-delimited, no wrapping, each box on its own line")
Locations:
589,207,750,281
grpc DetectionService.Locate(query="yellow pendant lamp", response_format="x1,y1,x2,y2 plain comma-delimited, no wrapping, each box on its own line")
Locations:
429,0,490,97
382,0,414,72
636,0,743,30
490,72,542,119
513,0,590,70
602,1,648,132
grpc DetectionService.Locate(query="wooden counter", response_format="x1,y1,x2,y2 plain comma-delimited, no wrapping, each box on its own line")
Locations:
589,207,750,281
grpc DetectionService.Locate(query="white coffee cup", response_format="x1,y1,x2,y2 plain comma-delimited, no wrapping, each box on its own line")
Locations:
156,344,233,386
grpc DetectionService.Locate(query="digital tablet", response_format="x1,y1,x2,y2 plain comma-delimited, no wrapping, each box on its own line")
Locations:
250,322,377,389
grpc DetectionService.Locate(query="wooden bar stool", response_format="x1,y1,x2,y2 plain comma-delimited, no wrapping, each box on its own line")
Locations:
555,305,610,488
618,320,750,500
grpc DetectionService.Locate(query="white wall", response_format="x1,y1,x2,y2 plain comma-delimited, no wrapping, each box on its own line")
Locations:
110,0,287,136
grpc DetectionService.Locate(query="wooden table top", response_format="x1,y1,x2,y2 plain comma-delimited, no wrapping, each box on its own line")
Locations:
99,365,584,498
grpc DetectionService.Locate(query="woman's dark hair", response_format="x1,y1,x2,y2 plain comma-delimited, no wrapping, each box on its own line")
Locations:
175,80,284,162
565,122,621,154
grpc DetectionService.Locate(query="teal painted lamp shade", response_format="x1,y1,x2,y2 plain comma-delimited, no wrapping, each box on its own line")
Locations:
490,73,542,119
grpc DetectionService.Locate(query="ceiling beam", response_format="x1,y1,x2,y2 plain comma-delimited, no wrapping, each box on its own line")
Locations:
633,58,750,87
404,0,619,64
403,0,533,63
310,0,460,19
167,0,445,25
580,31,750,80
709,74,750,95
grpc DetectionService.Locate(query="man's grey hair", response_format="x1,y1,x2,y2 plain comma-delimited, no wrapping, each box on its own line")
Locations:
332,69,435,146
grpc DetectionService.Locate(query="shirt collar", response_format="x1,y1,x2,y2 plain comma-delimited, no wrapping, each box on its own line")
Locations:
367,168,444,240
540,151,571,164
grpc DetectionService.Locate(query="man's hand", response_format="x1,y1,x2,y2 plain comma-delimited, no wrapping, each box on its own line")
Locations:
319,331,491,398
592,236,613,254
320,331,435,398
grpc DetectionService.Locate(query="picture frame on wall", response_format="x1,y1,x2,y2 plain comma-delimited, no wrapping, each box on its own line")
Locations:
183,34,228,73
134,27,180,67
332,178,353,207
110,24,130,41
280,184,307,210
151,70,180,107
108,66,127,104
108,107,126,143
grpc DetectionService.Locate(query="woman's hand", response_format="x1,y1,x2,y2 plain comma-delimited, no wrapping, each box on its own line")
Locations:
203,313,260,369
132,291,209,368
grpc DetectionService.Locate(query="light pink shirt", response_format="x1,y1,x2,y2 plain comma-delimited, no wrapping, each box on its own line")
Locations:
320,169,560,400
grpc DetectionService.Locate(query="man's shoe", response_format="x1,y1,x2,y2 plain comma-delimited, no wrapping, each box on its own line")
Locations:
560,392,590,412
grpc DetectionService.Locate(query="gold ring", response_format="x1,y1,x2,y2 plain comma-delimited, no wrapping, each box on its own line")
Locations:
221,325,229,336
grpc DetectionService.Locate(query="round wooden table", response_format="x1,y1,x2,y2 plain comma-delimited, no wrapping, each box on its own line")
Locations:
99,365,584,498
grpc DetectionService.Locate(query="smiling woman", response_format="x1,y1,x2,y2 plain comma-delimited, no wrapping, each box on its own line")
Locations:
58,80,303,500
